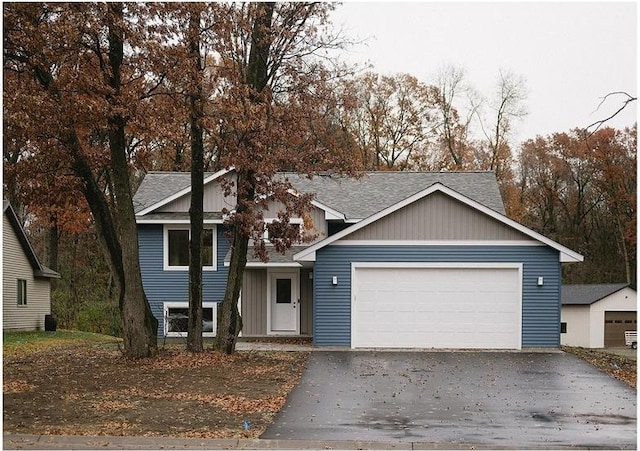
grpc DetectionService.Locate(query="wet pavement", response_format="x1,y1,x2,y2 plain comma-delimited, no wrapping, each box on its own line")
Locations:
262,351,637,449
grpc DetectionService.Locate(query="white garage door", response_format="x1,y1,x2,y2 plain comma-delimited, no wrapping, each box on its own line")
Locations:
352,264,522,349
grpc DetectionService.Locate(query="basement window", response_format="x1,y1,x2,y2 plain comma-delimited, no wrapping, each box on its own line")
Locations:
164,302,217,337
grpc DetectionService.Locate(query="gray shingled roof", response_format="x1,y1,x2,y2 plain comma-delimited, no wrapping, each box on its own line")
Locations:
133,172,218,214
562,284,632,305
134,170,505,218
224,246,309,264
280,171,505,218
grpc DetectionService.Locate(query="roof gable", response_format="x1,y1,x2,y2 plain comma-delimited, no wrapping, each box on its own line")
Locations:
3,201,60,279
293,183,584,263
135,168,232,215
345,190,533,242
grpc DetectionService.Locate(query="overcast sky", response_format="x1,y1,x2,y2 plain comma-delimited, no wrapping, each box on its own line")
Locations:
330,1,638,144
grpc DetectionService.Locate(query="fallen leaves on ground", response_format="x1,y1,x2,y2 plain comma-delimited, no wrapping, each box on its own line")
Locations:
562,346,636,388
3,380,35,393
3,342,309,439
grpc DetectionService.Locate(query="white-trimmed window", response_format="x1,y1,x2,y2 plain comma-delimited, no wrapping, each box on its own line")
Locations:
163,225,217,271
17,279,27,306
263,218,303,243
164,302,217,337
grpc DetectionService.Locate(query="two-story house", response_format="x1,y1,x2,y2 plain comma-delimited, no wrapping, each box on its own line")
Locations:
133,169,582,349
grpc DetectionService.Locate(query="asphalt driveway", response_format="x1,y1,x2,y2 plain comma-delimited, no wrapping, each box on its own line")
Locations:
261,351,637,449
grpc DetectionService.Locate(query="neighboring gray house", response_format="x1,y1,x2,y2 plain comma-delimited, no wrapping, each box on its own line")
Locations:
3,201,60,331
133,170,583,349
561,284,637,348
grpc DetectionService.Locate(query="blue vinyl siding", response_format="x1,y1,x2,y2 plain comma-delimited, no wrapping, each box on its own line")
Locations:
138,224,230,336
313,245,561,347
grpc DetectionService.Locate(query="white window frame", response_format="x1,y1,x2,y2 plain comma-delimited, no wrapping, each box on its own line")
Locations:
262,218,303,244
164,301,217,337
163,224,217,271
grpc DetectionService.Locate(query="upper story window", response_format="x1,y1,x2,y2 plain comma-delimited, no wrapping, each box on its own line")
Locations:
17,279,27,306
164,225,216,271
263,218,303,244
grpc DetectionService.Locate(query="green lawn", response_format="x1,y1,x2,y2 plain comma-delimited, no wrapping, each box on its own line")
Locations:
3,330,121,356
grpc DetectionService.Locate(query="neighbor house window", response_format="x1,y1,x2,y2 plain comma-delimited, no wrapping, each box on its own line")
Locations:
17,279,27,306
560,322,567,334
164,302,217,337
164,225,216,270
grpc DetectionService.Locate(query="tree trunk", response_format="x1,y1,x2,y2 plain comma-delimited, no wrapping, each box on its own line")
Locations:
215,169,252,354
106,2,158,358
214,2,275,354
15,2,157,358
187,7,204,353
48,223,59,290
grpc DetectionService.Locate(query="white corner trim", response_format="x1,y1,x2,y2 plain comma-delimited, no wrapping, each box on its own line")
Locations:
137,168,233,216
293,183,584,263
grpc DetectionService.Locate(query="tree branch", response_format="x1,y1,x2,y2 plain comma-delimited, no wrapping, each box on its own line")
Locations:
586,91,637,136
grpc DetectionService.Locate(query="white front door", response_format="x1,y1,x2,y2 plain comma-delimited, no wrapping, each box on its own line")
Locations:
269,270,299,334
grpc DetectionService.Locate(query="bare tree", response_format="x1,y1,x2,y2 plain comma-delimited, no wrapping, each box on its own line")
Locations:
432,64,479,169
476,69,528,175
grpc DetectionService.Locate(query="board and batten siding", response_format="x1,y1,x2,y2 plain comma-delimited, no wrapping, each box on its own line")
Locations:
242,269,268,335
138,224,231,336
300,268,313,335
347,191,533,241
2,215,52,331
241,268,313,336
157,173,236,213
313,245,561,347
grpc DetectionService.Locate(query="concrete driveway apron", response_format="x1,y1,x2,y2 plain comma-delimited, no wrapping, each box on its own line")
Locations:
262,351,637,449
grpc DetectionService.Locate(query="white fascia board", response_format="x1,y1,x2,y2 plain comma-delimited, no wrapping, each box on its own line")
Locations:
223,261,302,268
136,218,224,224
311,201,346,221
293,182,584,263
295,250,316,262
136,167,233,217
331,240,544,247
286,187,346,221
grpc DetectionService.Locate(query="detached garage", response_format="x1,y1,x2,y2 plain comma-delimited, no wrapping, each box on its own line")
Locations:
352,264,522,349
561,284,637,348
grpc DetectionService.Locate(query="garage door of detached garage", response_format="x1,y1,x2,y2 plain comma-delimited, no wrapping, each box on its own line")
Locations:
604,311,637,347
352,264,522,349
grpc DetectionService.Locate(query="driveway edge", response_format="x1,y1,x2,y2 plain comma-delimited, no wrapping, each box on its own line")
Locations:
5,433,628,450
